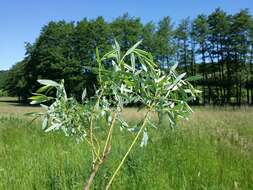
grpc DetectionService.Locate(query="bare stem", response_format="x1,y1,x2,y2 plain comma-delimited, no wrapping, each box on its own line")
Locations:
83,148,110,190
83,112,117,190
88,89,104,163
105,111,150,190
85,139,101,163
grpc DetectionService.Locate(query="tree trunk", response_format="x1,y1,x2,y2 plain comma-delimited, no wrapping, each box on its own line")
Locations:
250,46,253,104
83,145,111,190
184,40,188,73
201,45,206,105
247,85,250,104
83,161,102,190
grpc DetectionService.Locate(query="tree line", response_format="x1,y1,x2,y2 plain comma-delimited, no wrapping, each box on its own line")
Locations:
2,8,253,105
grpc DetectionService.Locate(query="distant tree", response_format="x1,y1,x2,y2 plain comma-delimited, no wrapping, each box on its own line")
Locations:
73,17,111,97
24,21,82,99
192,14,209,104
74,17,110,63
175,18,192,73
249,18,253,104
141,21,156,52
110,13,143,52
0,70,8,89
154,16,176,68
4,11,253,105
230,9,252,105
207,8,231,104
4,61,28,101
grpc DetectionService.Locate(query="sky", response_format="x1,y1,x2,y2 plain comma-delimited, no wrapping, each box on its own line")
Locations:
0,0,253,70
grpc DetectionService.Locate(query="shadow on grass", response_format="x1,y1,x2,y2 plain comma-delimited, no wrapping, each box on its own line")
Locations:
0,97,40,107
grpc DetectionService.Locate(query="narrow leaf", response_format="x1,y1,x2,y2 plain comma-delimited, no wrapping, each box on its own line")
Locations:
81,88,87,101
140,130,148,147
124,40,142,57
186,75,202,82
37,80,59,87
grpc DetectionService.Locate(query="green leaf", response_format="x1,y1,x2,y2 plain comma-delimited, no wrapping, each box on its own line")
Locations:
186,75,202,82
169,73,186,90
123,40,142,59
141,63,147,72
117,117,129,129
29,94,53,104
101,50,117,60
42,116,48,130
184,89,192,93
44,125,56,132
36,85,51,93
37,80,59,87
124,63,134,72
130,53,136,71
134,49,149,56
81,88,87,101
114,39,121,62
168,112,176,128
155,76,165,84
114,39,120,51
140,130,148,147
40,104,48,110
96,47,101,62
170,63,178,71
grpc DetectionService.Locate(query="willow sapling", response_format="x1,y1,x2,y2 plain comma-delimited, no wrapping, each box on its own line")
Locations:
28,40,200,189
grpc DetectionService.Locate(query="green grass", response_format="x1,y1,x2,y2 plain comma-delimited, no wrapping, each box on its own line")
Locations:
1,104,253,189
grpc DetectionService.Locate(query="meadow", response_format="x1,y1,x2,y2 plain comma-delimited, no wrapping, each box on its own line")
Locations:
0,97,253,190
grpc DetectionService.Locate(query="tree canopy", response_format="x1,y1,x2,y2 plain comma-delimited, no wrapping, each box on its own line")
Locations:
4,9,253,105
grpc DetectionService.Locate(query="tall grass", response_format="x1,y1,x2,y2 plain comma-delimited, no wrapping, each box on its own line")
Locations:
1,108,253,190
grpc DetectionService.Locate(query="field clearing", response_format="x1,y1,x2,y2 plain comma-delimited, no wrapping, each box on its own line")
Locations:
0,97,43,117
1,98,253,189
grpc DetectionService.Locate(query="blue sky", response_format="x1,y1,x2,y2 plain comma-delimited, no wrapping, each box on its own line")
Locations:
0,0,252,70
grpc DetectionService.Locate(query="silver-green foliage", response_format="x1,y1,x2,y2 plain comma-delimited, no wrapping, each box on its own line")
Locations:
29,40,200,189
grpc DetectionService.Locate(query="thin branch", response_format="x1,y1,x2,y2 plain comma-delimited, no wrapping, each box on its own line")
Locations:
83,112,117,190
105,110,150,190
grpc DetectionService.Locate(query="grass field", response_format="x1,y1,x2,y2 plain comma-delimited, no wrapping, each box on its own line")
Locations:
0,98,253,190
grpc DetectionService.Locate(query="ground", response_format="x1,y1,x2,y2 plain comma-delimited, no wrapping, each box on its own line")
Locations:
0,97,253,190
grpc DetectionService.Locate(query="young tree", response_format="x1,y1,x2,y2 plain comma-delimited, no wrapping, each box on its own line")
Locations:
29,41,200,190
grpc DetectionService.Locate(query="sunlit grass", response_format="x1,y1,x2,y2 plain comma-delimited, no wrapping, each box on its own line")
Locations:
1,101,253,189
